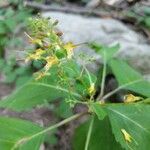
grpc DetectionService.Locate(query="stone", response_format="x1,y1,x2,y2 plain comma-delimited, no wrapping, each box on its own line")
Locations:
42,12,150,74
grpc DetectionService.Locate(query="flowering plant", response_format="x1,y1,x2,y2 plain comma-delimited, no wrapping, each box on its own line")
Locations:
0,16,150,150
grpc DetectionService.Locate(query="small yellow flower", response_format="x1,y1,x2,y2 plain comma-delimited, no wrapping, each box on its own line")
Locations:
36,49,45,55
29,38,43,46
25,53,40,63
44,56,59,71
124,94,142,103
25,49,45,62
64,42,76,59
88,83,95,95
121,129,132,143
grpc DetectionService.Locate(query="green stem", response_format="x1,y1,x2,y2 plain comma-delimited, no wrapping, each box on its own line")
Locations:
12,112,87,150
83,65,92,84
102,79,143,101
97,52,107,101
84,115,94,150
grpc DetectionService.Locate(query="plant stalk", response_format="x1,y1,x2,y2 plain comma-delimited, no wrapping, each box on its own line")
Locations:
84,115,94,150
13,112,88,150
102,79,143,101
97,52,107,101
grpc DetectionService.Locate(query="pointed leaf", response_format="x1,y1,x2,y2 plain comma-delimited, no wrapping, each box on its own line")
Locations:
110,59,150,97
72,116,122,150
0,74,81,111
90,43,120,61
0,117,44,150
105,104,150,150
0,60,96,111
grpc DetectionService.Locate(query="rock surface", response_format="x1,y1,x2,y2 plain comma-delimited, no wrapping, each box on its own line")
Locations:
42,12,150,74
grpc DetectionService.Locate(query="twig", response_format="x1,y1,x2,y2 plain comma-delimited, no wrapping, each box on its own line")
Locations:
102,79,143,101
97,51,107,100
12,112,88,150
141,27,150,41
24,1,124,19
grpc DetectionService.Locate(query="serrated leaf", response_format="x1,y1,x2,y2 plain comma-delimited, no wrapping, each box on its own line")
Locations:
72,116,122,150
0,61,86,111
110,59,150,97
0,117,44,150
105,104,150,150
0,75,81,111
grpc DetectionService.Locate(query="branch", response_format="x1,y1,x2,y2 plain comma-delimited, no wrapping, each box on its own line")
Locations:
96,51,107,100
102,79,144,101
24,1,124,19
12,112,88,150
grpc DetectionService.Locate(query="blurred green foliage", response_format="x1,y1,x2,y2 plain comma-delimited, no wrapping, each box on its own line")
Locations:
0,1,31,57
0,0,33,86
127,6,150,30
0,58,32,87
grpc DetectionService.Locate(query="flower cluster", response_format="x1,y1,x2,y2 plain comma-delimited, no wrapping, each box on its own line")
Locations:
25,16,77,80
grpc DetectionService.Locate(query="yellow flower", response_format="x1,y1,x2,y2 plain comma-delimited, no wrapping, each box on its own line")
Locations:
64,42,76,59
36,49,45,55
88,83,95,95
25,49,45,62
30,38,43,46
121,129,132,143
44,56,59,71
124,94,142,103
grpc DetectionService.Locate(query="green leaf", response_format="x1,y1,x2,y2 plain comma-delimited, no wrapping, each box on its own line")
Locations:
0,74,81,111
110,59,150,97
0,117,44,150
0,22,6,34
105,104,150,150
90,43,120,61
5,19,17,32
73,116,122,150
144,17,150,28
0,58,5,69
0,61,85,111
90,102,107,120
54,101,73,118
16,76,31,87
44,129,58,146
4,72,17,83
141,98,150,104
144,7,150,15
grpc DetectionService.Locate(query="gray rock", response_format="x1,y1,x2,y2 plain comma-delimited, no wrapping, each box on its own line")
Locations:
42,12,150,74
